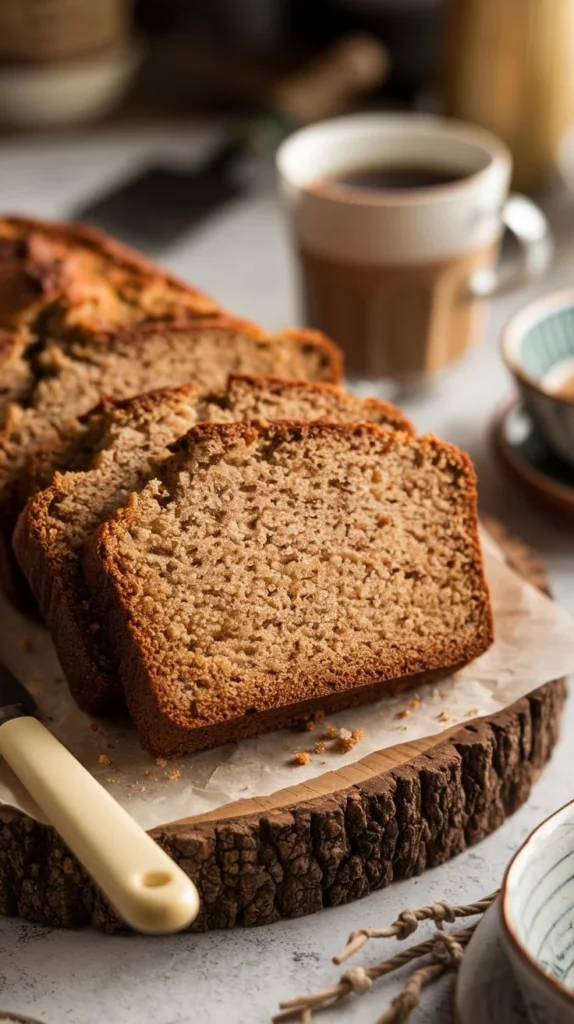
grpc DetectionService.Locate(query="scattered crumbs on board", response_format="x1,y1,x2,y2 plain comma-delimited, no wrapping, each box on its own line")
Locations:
156,757,167,768
314,740,327,755
89,722,100,733
98,754,111,766
437,711,450,723
409,698,421,710
145,768,155,779
106,777,118,784
293,750,312,766
167,768,181,781
395,708,410,720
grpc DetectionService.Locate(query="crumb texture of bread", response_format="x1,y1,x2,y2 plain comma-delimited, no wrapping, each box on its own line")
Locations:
84,422,493,756
15,378,410,713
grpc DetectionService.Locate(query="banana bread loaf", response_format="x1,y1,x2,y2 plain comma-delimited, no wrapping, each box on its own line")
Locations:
83,421,493,756
15,378,411,714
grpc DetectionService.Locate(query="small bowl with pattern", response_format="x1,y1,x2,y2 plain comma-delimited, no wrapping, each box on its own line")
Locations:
501,288,574,467
500,800,574,1024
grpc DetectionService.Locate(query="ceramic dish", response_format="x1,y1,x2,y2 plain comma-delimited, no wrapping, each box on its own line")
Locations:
500,801,574,1024
0,42,142,128
501,288,574,467
455,899,528,1024
493,397,574,520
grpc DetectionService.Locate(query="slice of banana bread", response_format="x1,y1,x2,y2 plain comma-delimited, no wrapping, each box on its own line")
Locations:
1,318,342,604
83,421,493,757
15,378,411,714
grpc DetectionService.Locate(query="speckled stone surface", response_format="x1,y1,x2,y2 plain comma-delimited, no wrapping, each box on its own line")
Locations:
0,126,573,1024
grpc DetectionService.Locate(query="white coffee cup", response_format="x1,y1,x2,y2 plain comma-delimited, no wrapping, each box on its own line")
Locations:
277,113,552,390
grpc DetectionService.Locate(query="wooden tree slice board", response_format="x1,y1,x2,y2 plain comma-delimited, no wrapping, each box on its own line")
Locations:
0,520,566,933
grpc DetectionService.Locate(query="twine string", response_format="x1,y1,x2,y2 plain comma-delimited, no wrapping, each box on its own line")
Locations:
274,891,498,1024
334,891,498,963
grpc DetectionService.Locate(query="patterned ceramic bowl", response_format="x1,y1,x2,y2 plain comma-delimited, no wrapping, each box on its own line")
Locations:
501,289,574,467
501,801,574,1024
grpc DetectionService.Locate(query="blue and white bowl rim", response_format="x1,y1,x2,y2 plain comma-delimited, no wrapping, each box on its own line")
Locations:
501,798,574,1007
501,287,574,407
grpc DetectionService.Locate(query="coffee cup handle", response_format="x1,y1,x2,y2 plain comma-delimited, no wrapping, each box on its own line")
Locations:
467,194,553,299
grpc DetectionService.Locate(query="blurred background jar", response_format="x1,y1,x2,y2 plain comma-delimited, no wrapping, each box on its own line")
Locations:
442,0,574,192
0,0,140,127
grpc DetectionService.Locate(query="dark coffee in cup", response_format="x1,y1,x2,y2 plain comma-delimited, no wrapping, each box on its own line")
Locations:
324,164,469,192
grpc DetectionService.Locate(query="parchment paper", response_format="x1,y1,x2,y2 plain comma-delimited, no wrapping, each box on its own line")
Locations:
0,528,572,830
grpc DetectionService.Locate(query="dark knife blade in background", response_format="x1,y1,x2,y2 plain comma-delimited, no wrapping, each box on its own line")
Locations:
0,660,37,724
72,139,248,251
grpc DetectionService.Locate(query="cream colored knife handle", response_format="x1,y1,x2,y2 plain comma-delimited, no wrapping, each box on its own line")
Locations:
0,716,200,934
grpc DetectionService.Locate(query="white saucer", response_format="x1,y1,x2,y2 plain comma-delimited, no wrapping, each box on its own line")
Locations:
455,899,528,1023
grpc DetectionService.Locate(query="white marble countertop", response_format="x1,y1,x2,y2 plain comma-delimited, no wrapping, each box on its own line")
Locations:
0,124,573,1024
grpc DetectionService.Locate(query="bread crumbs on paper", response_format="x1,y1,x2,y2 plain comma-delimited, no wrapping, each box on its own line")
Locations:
437,711,450,723
314,740,327,755
98,754,111,765
395,708,410,720
466,707,479,717
156,757,167,768
338,728,364,753
409,698,421,710
167,768,181,781
293,750,312,766
325,724,339,739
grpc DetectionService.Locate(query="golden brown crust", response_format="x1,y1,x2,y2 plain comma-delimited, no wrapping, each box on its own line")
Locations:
0,214,220,330
86,421,493,756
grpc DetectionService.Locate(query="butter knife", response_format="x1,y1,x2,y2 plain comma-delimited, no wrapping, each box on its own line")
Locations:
0,662,199,934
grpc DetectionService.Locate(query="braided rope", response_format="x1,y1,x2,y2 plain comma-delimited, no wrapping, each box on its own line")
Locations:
334,891,498,963
274,891,497,1023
